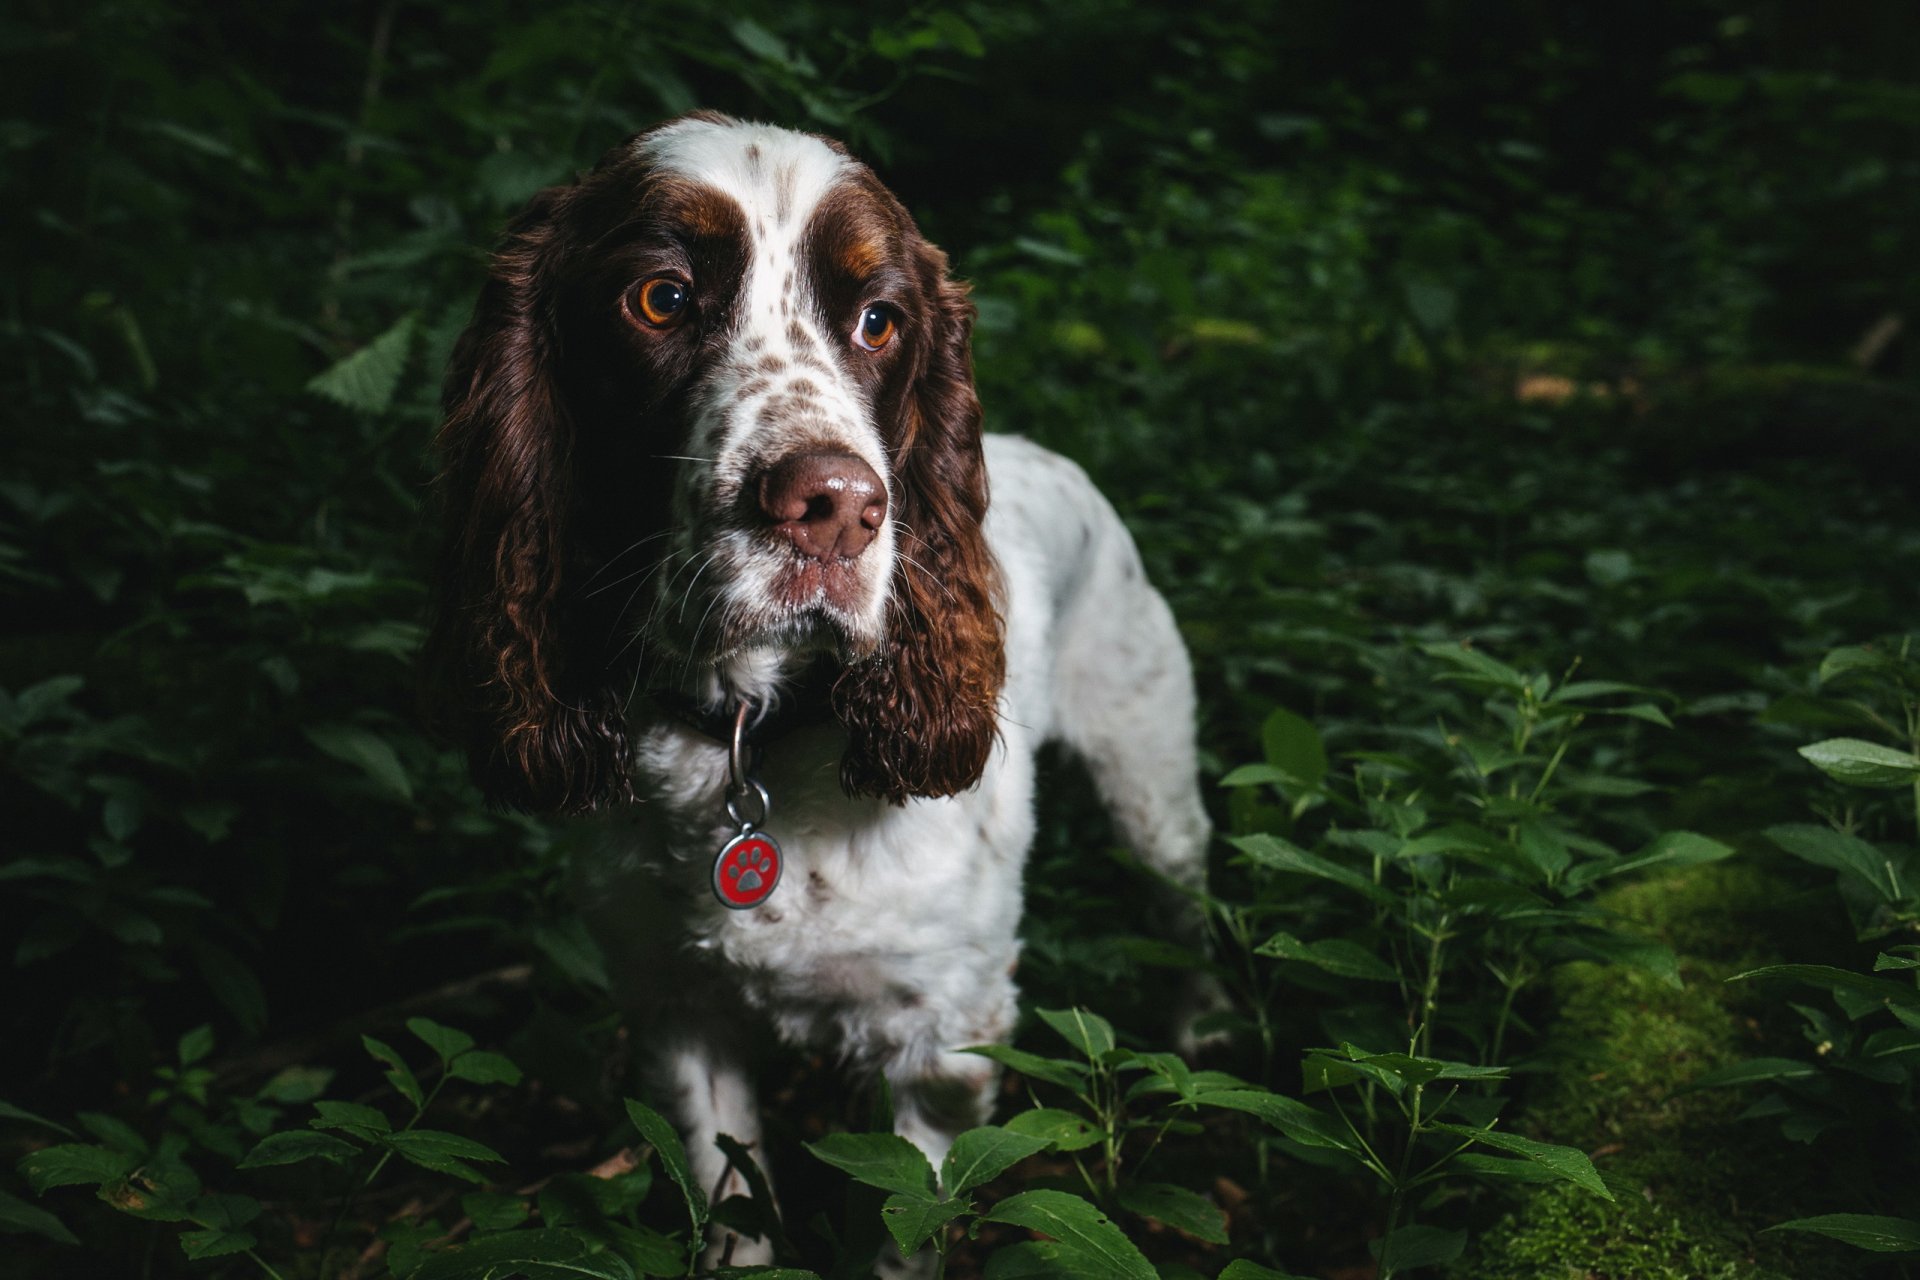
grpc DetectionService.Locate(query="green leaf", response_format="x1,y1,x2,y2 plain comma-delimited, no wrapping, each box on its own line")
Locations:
305,724,412,801
1428,1124,1612,1199
942,1126,1049,1197
1216,1262,1315,1280
1261,708,1327,789
446,1050,524,1087
176,1024,214,1067
1255,932,1397,982
1562,831,1734,892
1766,1213,1920,1253
806,1132,936,1197
1037,1008,1116,1060
1419,642,1528,692
238,1130,359,1168
17,1143,135,1192
306,312,417,415
1226,835,1381,898
882,1192,970,1255
624,1098,707,1233
408,1226,639,1279
1187,1090,1357,1153
1002,1107,1103,1152
462,1191,531,1232
1219,763,1292,789
1731,964,1920,1009
361,1035,424,1110
0,1188,78,1244
1681,1057,1821,1091
1799,738,1920,789
1765,824,1903,903
381,1129,506,1183
983,1189,1157,1280
963,1043,1089,1090
1117,1181,1227,1244
180,1228,256,1259
1375,1223,1467,1270
1818,647,1892,685
311,1100,391,1138
405,1016,475,1063
0,1101,75,1137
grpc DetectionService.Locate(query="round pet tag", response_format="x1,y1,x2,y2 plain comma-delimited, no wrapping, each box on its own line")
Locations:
712,830,783,910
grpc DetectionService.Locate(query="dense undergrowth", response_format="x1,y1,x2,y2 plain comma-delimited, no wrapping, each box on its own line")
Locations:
4,1,1919,1277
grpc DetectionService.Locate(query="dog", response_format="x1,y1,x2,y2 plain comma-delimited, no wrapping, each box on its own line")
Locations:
425,112,1214,1266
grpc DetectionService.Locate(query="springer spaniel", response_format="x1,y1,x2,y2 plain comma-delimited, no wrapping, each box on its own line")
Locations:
427,112,1213,1265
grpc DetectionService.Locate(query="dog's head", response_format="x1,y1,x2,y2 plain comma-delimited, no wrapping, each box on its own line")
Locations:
425,113,1004,814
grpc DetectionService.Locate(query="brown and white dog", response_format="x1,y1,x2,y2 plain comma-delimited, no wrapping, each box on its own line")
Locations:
426,112,1213,1267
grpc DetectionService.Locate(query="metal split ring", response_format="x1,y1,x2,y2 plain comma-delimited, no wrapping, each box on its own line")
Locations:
725,777,770,831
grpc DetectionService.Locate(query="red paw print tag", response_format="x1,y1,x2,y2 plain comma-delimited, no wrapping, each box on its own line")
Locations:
713,830,782,909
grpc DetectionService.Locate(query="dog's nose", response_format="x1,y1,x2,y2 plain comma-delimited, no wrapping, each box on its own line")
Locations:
755,452,887,561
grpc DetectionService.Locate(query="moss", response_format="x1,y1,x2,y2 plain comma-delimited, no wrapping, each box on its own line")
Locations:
1447,862,1858,1280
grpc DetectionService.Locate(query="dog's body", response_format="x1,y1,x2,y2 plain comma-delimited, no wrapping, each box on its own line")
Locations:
428,114,1210,1265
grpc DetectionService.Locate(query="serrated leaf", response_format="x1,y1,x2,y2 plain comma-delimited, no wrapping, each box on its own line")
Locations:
1226,835,1381,898
1003,1107,1103,1152
1255,932,1397,982
1375,1224,1467,1270
1186,1090,1356,1153
624,1098,707,1233
806,1132,936,1197
305,724,412,801
17,1143,135,1192
1216,1263,1315,1280
942,1126,1049,1196
0,1188,78,1244
1562,831,1734,892
1766,824,1903,903
1117,1181,1227,1244
362,1035,423,1110
181,1227,255,1259
239,1129,359,1168
1419,642,1528,692
1766,1213,1920,1252
1799,738,1920,789
447,1050,523,1087
983,1189,1156,1280
882,1192,970,1255
1429,1124,1611,1198
1037,1008,1116,1060
311,1100,391,1137
306,312,417,415
381,1129,505,1183
407,1226,638,1279
405,1016,475,1063
962,1043,1089,1090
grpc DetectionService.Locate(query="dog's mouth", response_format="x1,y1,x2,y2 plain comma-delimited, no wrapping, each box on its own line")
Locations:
643,539,889,666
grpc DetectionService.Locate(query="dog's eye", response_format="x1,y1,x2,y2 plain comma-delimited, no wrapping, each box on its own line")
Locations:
630,276,691,329
854,305,897,352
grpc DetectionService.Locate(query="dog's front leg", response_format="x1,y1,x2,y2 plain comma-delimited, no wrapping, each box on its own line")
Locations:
654,1027,775,1268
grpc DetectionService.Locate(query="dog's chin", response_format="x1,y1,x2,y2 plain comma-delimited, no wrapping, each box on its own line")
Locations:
684,602,885,670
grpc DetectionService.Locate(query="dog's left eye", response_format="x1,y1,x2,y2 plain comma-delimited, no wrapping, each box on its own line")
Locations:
854,305,897,352
629,276,691,329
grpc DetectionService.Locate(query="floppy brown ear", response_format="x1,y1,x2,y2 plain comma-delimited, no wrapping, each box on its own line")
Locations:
834,241,1006,802
423,183,632,814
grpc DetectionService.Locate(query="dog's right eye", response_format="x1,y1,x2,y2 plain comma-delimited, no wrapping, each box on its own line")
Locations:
629,276,691,329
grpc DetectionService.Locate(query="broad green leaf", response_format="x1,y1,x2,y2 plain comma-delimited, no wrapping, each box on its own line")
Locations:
408,1226,638,1279
1261,708,1327,789
1419,642,1528,692
447,1050,524,1087
0,1101,74,1137
1187,1090,1356,1153
1217,1262,1316,1280
462,1191,530,1232
1818,647,1892,685
1037,1008,1117,1059
1117,1180,1227,1244
1429,1124,1611,1199
1799,738,1920,789
75,1112,146,1156
1562,831,1733,892
361,1035,423,1110
1681,1057,1821,1091
1766,1213,1920,1252
381,1130,506,1182
1003,1107,1103,1152
1765,824,1903,903
983,1189,1156,1280
806,1132,935,1197
963,1043,1089,1090
1219,763,1292,789
1256,932,1397,982
942,1126,1049,1196
238,1130,359,1168
882,1193,970,1255
1731,965,1920,1009
984,1240,1110,1279
17,1143,135,1192
177,1024,214,1066
305,724,412,801
624,1099,708,1234
311,1100,391,1138
180,1228,255,1259
1375,1223,1467,1270
0,1188,77,1244
1226,835,1381,898
306,312,417,415
1451,1152,1561,1184
405,1016,474,1062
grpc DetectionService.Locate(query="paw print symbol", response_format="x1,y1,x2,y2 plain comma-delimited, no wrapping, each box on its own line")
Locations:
713,833,782,908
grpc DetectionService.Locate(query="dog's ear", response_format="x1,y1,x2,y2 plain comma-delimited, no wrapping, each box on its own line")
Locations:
834,239,1006,802
423,183,632,814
